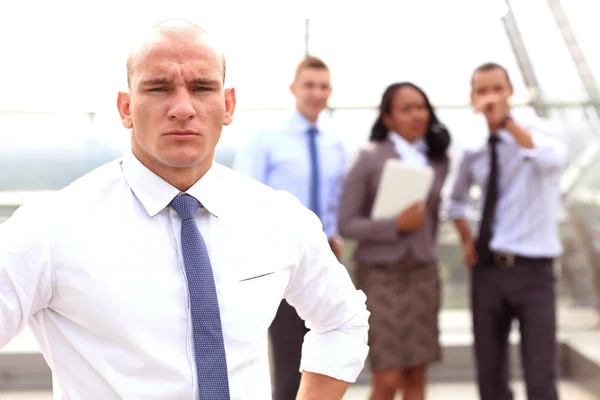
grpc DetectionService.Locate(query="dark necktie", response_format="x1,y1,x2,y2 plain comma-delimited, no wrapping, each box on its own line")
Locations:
476,135,500,267
170,193,230,399
307,126,321,219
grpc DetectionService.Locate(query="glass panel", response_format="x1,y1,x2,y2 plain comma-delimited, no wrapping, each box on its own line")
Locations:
308,0,530,108
509,0,588,102
560,0,600,88
0,113,121,191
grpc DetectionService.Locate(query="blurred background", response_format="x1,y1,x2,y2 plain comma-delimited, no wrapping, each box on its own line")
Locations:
1,0,600,398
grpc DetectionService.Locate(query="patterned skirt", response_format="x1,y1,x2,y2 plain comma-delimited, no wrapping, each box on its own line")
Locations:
355,254,442,371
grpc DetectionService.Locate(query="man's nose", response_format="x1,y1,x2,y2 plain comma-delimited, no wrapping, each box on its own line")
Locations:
168,89,196,121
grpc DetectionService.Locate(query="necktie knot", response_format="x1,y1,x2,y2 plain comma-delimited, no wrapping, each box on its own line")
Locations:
489,135,500,146
170,193,200,220
307,126,319,137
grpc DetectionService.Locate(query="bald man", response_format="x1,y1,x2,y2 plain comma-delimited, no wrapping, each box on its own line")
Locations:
0,20,369,400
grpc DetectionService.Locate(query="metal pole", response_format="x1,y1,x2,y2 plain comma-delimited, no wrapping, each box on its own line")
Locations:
502,0,548,117
304,18,310,57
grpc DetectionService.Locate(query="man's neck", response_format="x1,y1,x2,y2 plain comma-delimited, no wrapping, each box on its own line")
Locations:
132,149,211,192
297,108,319,124
488,123,501,134
159,167,209,192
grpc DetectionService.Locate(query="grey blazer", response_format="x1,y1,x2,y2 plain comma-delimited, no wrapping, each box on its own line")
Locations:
337,138,449,264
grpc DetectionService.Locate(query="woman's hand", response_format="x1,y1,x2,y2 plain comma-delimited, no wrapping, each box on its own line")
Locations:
395,201,426,232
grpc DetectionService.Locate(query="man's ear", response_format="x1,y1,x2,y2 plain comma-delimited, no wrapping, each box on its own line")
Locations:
222,88,236,126
117,92,133,129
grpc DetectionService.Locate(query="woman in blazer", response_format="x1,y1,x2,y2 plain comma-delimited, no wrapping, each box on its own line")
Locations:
338,82,451,400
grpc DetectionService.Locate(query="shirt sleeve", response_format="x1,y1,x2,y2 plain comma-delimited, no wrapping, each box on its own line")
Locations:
445,150,474,222
518,120,568,172
0,203,53,349
232,131,270,184
284,204,369,383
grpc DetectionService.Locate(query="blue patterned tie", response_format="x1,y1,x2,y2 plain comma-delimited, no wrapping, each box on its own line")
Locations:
307,126,321,219
170,193,230,399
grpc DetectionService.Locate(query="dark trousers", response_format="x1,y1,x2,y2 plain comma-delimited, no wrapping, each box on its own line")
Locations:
470,257,558,400
269,300,309,400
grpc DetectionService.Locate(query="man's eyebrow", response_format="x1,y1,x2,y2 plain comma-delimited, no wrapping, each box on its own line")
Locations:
139,77,221,86
188,78,221,86
140,78,172,86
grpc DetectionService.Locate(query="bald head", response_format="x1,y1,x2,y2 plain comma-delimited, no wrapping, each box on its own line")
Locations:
126,19,226,88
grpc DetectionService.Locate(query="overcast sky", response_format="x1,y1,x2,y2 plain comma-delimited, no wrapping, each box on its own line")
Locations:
0,0,598,150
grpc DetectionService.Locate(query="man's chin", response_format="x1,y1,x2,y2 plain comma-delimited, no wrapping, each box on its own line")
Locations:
161,152,210,169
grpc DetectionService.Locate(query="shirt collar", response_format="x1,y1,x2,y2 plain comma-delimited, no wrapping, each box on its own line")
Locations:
388,131,425,154
497,129,513,143
122,151,222,218
290,109,320,135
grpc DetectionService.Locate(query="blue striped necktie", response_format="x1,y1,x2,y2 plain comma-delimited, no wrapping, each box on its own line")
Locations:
307,126,321,219
170,193,230,399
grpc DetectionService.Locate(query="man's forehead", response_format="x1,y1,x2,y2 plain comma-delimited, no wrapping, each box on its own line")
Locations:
135,36,216,64
297,68,330,83
127,26,225,86
473,69,506,82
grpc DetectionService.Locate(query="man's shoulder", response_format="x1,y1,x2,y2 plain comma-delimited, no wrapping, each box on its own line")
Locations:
515,114,547,130
252,112,299,135
241,120,291,149
9,158,125,223
517,115,565,141
453,140,487,161
60,157,125,198
319,125,345,150
213,163,309,216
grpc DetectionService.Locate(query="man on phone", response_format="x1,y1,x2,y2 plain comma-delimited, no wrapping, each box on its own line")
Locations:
447,62,567,400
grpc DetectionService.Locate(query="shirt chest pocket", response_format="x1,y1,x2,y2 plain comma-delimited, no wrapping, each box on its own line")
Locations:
268,150,307,177
471,156,492,187
320,146,344,183
218,267,291,344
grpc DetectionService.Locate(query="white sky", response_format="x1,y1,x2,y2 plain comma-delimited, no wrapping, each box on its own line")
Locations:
1,0,598,114
0,0,598,151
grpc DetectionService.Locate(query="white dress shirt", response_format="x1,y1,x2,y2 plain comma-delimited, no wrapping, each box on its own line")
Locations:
0,152,369,400
387,132,428,167
233,110,347,238
446,116,567,257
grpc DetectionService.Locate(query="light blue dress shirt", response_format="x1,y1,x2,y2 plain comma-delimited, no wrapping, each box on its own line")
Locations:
233,110,346,238
446,116,568,258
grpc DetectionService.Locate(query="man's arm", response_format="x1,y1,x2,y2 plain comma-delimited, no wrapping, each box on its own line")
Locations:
505,118,567,172
296,372,349,400
446,152,477,267
0,203,53,348
231,131,270,184
283,197,369,400
429,157,450,241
